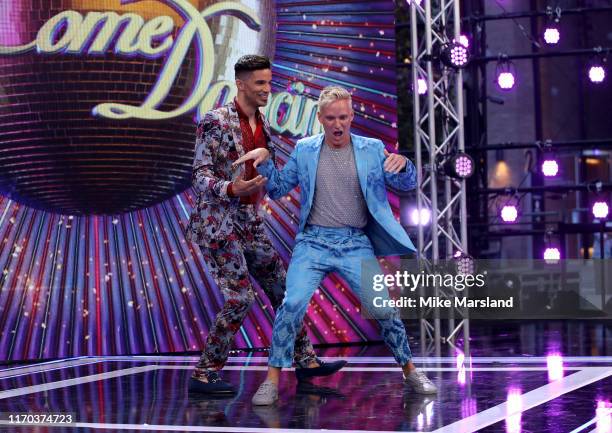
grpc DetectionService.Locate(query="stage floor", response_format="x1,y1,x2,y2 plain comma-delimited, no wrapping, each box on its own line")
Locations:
0,323,611,433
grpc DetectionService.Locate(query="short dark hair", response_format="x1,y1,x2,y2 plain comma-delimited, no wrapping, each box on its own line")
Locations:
234,55,271,79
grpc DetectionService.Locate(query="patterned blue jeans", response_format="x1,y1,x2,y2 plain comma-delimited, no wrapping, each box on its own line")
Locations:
269,225,412,368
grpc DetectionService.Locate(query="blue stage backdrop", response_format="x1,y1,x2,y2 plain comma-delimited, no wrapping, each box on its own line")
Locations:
0,0,400,361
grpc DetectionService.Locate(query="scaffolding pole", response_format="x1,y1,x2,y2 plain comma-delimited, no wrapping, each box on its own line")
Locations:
410,0,470,355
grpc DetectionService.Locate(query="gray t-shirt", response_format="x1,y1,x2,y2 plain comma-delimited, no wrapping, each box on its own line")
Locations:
306,142,368,228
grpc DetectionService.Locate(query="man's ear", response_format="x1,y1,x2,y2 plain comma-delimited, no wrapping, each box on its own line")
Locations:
235,78,244,91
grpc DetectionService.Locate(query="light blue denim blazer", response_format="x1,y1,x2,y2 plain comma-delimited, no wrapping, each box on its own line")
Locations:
257,133,417,256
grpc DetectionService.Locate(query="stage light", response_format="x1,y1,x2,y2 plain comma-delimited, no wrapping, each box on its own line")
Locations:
497,72,514,90
541,159,559,177
592,201,609,219
444,153,475,179
543,247,561,260
458,34,469,48
501,205,518,223
506,388,522,433
495,60,517,90
589,65,606,83
416,78,427,95
454,154,474,178
455,253,475,276
543,27,560,45
410,208,431,226
546,353,564,381
596,400,611,433
440,42,469,69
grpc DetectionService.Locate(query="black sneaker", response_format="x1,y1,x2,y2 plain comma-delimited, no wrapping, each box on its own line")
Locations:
188,371,236,395
295,359,347,382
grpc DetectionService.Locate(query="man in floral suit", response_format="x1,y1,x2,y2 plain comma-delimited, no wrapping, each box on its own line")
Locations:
185,55,345,394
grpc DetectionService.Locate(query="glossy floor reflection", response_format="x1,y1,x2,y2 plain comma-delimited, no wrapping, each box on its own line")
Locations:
0,321,610,433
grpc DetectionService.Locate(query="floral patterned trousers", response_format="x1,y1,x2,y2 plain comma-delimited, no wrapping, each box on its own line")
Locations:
193,205,317,378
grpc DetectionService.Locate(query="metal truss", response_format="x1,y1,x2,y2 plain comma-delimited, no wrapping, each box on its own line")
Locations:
409,0,470,355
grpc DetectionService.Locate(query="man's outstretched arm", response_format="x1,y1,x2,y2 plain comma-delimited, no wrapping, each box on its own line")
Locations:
233,146,300,200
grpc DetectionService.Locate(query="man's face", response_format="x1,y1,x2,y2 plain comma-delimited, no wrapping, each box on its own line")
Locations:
317,99,354,148
236,69,272,108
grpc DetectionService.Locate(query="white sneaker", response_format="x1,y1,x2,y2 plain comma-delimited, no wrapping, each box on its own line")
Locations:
252,380,279,405
403,370,438,394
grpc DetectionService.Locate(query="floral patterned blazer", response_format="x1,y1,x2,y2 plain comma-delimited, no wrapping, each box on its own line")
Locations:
185,101,274,249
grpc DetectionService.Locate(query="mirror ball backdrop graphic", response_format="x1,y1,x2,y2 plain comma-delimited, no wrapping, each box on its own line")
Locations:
0,0,399,361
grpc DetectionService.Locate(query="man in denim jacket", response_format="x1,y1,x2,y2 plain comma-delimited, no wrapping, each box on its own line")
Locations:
234,85,438,405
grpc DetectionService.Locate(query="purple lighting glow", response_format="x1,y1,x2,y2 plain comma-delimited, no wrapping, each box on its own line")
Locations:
544,248,561,260
497,71,515,90
501,205,518,223
592,201,610,219
541,159,559,177
589,66,606,83
456,350,468,386
461,398,478,418
543,27,560,44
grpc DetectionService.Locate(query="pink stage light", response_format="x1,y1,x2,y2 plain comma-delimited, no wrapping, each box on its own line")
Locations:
543,248,561,260
589,66,606,83
592,201,609,219
506,388,523,433
454,154,474,178
458,34,469,48
501,205,518,223
543,27,560,44
546,353,564,381
410,208,431,226
541,159,559,177
497,71,515,90
449,44,469,68
596,400,612,433
417,78,427,95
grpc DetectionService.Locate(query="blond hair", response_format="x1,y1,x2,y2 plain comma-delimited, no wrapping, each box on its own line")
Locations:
317,86,352,111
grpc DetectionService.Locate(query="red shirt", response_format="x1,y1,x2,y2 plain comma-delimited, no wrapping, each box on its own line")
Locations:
232,99,268,205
